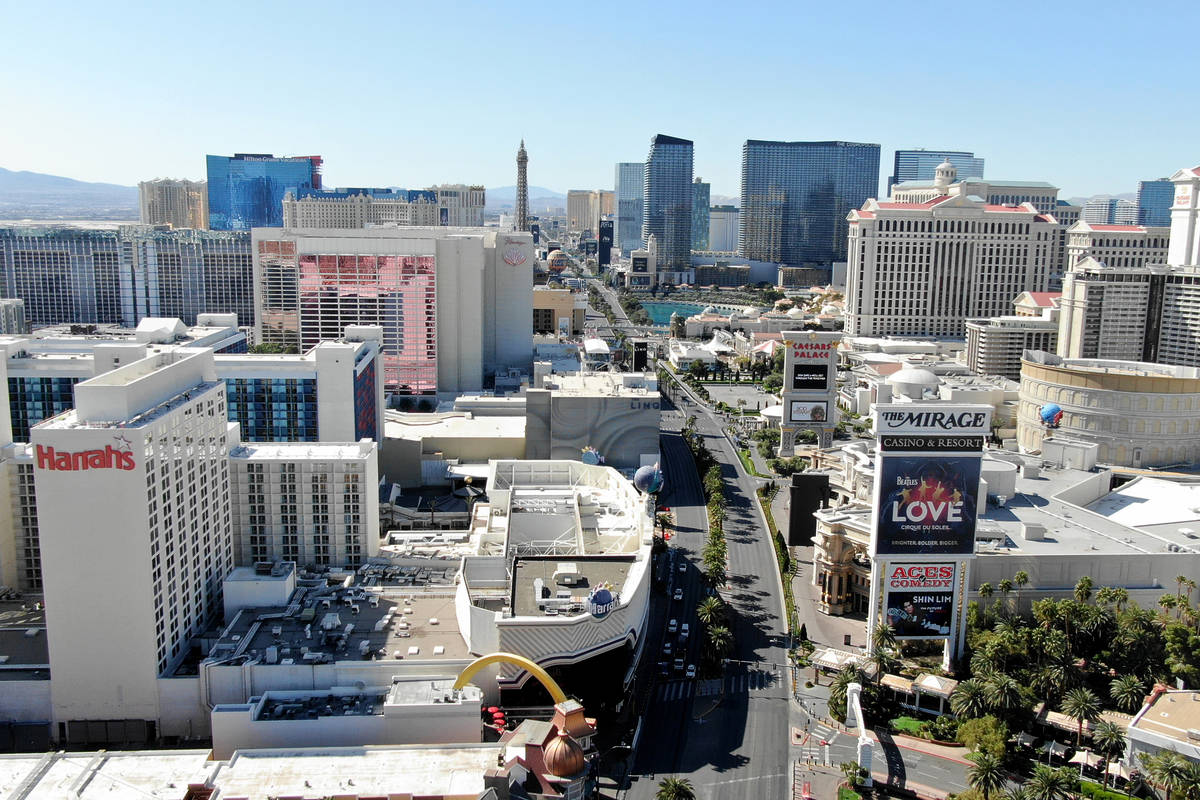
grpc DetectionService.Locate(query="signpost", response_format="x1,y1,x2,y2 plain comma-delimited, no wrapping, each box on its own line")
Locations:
779,331,841,454
867,403,991,669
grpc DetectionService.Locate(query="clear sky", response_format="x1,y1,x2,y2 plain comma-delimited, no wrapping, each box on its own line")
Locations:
2,0,1196,199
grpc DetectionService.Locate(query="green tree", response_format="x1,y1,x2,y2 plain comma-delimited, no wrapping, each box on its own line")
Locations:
1074,575,1095,604
655,776,696,800
828,665,866,723
1108,674,1145,715
1024,764,1075,800
957,715,1009,759
983,673,1025,717
705,625,733,658
696,596,725,627
688,359,708,378
1061,686,1101,747
1140,751,1192,800
966,750,1007,800
1013,570,1030,613
951,679,989,720
840,760,868,789
1090,720,1126,789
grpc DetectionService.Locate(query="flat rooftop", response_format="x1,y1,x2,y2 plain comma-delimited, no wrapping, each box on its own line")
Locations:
511,556,634,617
254,678,473,721
205,592,468,671
0,600,49,680
383,411,526,441
0,744,503,799
211,743,500,798
229,441,374,461
1132,690,1200,743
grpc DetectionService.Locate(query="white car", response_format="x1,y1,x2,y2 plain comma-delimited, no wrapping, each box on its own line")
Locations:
668,618,678,634
673,588,683,601
680,623,690,640
678,563,686,573
685,664,697,679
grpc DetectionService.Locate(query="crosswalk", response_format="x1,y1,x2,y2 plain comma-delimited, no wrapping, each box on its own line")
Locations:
654,667,779,702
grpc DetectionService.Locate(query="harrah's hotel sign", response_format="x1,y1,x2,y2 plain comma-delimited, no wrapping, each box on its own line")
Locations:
36,443,135,472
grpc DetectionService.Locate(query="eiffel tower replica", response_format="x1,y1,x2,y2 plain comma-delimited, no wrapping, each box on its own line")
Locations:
516,140,530,232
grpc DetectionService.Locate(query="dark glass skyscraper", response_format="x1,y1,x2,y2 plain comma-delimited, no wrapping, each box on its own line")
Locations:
614,162,644,254
642,135,694,269
1138,178,1174,226
889,149,984,194
739,140,879,267
207,153,323,230
692,178,711,250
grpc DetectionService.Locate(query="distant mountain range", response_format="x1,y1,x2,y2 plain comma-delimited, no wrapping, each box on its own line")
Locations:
1065,192,1137,207
486,185,565,211
0,167,138,220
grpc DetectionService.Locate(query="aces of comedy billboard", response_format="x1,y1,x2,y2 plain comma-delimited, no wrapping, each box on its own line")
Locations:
874,455,981,555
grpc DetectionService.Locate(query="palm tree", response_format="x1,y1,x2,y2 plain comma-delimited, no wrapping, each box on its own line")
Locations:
980,582,994,602
655,776,696,800
967,751,1007,800
870,622,898,655
829,665,866,722
655,512,672,538
1061,686,1101,747
984,673,1024,717
950,679,989,720
1074,575,1094,604
1014,570,1030,614
696,596,725,627
1141,751,1192,800
1024,764,1075,800
705,624,733,658
1091,720,1126,789
1109,674,1145,715
999,579,1014,616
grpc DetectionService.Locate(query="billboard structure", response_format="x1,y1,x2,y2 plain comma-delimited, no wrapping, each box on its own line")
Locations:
778,330,841,454
883,563,956,639
866,403,991,668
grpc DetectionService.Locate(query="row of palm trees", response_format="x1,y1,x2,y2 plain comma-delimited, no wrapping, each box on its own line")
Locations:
966,751,1200,800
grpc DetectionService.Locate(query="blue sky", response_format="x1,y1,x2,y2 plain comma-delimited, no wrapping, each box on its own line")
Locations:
1,0,1196,199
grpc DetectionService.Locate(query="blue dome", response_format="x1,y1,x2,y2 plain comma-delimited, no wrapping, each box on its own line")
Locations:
581,447,602,466
633,464,663,494
590,587,613,605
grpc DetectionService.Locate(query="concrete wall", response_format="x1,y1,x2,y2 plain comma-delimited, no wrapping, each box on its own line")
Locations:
210,689,480,760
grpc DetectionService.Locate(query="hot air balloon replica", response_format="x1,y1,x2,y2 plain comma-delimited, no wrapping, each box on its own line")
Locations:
1039,403,1063,428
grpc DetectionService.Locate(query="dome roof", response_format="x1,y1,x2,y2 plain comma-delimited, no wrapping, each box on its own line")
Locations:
546,251,571,272
703,305,717,314
887,366,940,386
544,728,586,778
786,307,805,318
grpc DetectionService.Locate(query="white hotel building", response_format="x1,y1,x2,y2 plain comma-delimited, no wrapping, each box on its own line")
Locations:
846,194,1059,337
32,349,234,728
0,347,381,744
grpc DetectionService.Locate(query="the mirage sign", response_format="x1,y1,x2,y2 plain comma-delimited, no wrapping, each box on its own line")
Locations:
871,404,989,557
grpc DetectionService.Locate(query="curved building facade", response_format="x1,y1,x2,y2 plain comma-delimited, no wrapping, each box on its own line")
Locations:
1018,351,1200,467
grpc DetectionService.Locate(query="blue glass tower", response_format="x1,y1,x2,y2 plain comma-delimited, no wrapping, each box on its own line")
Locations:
739,140,879,266
207,153,322,230
642,135,694,269
889,149,984,195
692,178,710,250
1138,179,1174,226
614,162,645,254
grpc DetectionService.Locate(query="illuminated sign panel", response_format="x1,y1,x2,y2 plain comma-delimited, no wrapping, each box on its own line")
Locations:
885,563,955,639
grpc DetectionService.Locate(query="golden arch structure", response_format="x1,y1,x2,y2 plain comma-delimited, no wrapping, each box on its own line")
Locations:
453,652,567,704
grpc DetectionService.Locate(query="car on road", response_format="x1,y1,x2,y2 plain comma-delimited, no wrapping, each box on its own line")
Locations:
667,618,678,633
678,562,686,573
673,658,685,672
658,661,669,677
662,641,672,656
672,588,683,601
680,623,689,640
685,664,696,679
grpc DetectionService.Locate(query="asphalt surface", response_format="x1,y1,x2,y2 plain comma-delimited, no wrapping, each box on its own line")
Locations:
623,373,790,800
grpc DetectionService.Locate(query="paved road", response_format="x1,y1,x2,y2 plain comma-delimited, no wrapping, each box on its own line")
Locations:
623,373,789,800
